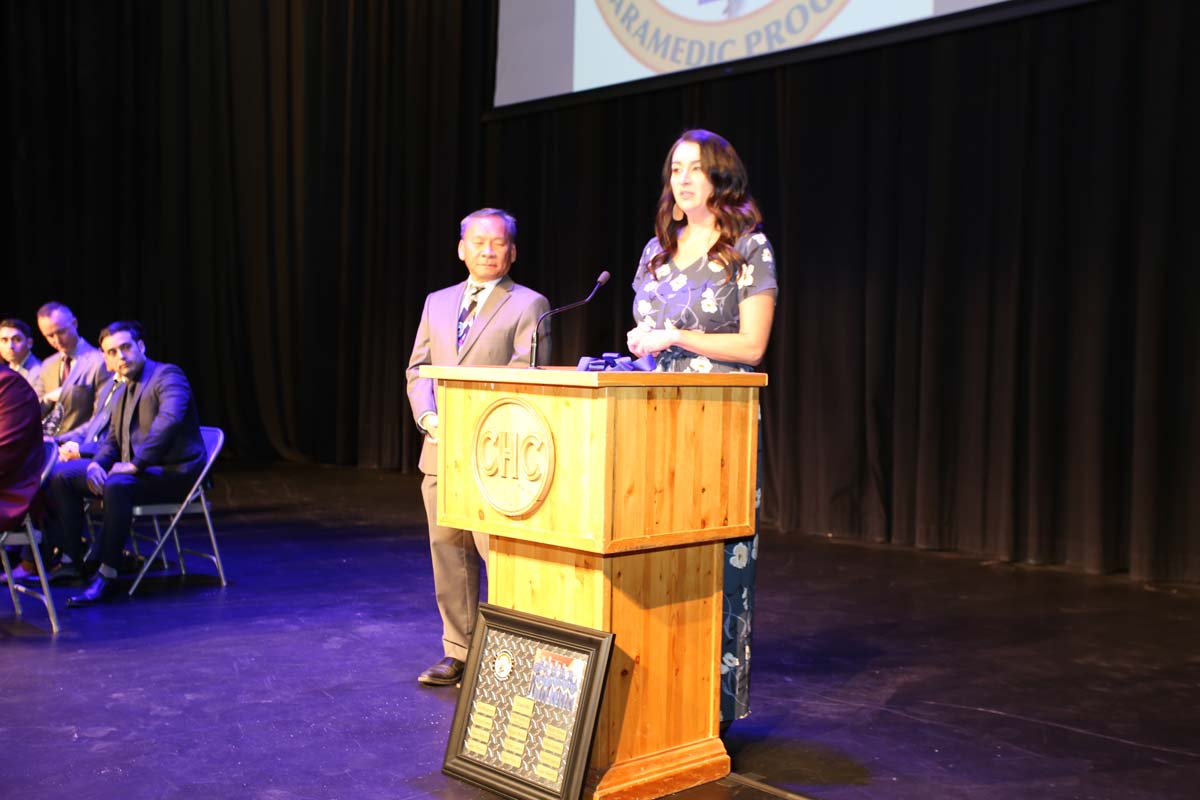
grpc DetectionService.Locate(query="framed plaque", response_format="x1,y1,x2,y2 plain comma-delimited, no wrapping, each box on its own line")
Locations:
443,603,614,800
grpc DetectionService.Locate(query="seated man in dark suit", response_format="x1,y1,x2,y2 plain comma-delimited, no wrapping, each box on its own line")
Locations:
42,321,206,606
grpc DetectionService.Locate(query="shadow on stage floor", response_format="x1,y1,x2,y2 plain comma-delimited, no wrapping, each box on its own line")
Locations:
3,463,1198,799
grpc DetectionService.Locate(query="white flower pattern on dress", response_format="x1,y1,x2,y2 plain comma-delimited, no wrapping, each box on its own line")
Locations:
630,231,776,725
637,299,653,317
737,263,755,289
669,273,688,292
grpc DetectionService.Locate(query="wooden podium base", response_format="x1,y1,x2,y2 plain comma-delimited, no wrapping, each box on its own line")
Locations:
490,537,730,800
586,739,730,800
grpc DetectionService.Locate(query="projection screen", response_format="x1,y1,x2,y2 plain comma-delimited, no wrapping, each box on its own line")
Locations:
495,0,1075,109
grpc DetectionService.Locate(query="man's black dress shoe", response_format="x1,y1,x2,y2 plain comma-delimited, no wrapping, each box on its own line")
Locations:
66,574,121,607
50,561,81,582
24,561,82,585
418,657,465,686
1,561,39,585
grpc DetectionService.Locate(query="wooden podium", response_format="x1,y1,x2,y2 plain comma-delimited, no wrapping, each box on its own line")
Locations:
422,365,766,800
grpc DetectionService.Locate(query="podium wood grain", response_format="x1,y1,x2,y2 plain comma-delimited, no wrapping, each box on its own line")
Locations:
424,366,764,799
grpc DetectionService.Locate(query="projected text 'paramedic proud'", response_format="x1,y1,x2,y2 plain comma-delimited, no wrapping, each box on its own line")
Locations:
598,0,852,73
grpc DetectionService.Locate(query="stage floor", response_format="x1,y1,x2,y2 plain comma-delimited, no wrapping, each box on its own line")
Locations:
3,463,1198,799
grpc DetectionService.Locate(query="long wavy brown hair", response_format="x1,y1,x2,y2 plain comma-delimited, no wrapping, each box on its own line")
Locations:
646,129,762,283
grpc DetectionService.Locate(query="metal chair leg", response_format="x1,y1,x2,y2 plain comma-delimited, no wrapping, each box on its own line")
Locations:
1,548,21,617
201,498,226,586
24,523,60,633
150,517,171,570
171,520,186,577
128,502,190,596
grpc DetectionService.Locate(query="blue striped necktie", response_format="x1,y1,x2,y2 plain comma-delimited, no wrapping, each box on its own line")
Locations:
457,284,485,350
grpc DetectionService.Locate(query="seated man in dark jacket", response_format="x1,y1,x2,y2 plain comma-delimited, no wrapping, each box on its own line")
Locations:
42,321,206,606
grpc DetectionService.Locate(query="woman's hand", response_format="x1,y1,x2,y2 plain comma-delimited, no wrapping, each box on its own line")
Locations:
627,326,679,357
627,293,776,365
626,326,647,356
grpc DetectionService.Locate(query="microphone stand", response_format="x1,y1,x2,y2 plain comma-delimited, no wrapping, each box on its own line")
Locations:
530,271,610,368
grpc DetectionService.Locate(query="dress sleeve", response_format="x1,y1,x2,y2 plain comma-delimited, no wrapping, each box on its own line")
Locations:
735,232,778,303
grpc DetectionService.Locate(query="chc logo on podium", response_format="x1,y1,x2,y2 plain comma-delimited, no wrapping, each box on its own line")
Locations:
471,398,557,517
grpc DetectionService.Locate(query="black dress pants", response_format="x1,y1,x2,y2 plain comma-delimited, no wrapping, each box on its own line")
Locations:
45,460,198,568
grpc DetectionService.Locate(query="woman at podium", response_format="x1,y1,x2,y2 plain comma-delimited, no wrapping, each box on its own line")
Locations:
626,129,778,723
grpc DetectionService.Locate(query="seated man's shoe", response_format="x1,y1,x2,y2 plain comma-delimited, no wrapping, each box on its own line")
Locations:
2,561,40,585
39,561,82,585
66,574,122,607
17,560,83,586
418,657,465,686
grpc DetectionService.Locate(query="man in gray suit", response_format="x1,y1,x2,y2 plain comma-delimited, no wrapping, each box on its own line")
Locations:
36,302,110,435
405,207,550,686
1,318,45,400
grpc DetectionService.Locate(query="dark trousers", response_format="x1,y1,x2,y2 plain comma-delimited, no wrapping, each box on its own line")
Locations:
45,460,199,568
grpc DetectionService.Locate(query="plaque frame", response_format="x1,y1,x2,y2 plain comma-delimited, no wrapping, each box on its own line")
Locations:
443,603,614,800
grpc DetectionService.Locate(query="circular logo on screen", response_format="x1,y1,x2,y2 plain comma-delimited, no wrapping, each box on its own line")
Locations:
472,398,556,518
595,0,851,74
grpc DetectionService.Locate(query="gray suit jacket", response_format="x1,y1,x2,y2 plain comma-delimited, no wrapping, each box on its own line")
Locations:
8,353,45,401
406,275,550,474
57,377,125,458
41,340,111,433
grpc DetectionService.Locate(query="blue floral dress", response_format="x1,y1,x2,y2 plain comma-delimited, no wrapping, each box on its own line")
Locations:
631,230,777,721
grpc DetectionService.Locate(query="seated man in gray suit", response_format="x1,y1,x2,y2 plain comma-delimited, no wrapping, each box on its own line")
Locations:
36,301,111,436
406,207,551,686
1,318,45,400
42,321,206,605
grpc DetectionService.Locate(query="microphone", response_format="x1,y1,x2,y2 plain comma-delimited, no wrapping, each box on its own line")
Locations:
530,271,611,368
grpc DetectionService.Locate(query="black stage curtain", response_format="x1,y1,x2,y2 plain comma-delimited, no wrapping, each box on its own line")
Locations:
4,0,1196,581
4,0,490,467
